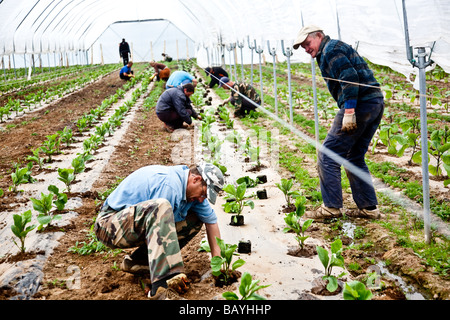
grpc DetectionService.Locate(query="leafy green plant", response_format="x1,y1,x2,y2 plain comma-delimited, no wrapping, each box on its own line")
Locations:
27,147,45,170
222,182,255,217
57,126,73,147
41,134,61,162
10,164,35,192
48,184,68,211
428,126,450,178
211,237,245,285
275,178,301,208
343,280,373,300
30,192,62,231
316,238,346,292
222,272,270,300
57,168,75,192
283,196,313,250
11,210,36,253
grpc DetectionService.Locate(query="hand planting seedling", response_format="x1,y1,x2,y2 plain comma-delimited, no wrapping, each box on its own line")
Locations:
211,237,245,286
11,210,36,253
316,238,346,293
222,182,254,226
222,272,270,300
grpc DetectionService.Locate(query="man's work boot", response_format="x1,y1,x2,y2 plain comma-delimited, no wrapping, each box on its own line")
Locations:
120,255,149,275
346,207,381,219
305,204,342,221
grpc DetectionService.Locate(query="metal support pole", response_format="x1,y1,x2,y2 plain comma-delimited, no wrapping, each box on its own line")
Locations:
417,47,432,244
402,0,433,244
311,58,320,157
226,43,236,81
247,36,255,87
281,40,293,125
267,41,278,116
255,43,264,109
237,40,244,81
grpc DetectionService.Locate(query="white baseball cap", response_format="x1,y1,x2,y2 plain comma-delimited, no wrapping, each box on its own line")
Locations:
293,25,323,50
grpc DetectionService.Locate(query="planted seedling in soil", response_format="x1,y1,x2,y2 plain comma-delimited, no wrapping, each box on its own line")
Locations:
284,196,316,257
222,272,270,300
11,210,36,253
211,237,245,286
276,178,301,212
313,238,346,295
343,280,373,300
30,191,62,231
222,182,254,226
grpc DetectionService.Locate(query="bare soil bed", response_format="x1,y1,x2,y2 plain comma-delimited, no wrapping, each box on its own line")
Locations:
0,64,448,302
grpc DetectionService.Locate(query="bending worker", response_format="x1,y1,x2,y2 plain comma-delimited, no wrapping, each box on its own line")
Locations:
293,25,384,220
94,163,224,300
218,77,261,117
150,61,171,82
205,66,229,88
166,70,198,89
156,83,202,133
119,61,135,81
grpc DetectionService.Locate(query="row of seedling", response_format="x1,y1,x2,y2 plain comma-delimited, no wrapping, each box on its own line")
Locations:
8,68,154,254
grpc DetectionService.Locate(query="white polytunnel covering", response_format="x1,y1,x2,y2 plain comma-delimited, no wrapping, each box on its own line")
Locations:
0,0,449,80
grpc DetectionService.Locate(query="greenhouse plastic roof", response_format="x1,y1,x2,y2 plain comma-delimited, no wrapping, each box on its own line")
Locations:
1,0,449,77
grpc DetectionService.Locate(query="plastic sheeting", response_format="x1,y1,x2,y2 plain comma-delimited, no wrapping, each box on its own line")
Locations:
0,0,449,79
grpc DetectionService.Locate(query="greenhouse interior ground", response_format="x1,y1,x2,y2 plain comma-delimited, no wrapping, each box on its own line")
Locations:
0,0,449,314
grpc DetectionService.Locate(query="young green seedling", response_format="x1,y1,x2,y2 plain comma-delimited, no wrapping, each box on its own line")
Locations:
211,237,245,286
276,178,301,207
283,196,313,250
11,210,36,253
222,182,254,218
30,192,62,231
343,280,373,300
316,238,346,293
57,168,75,193
222,272,270,300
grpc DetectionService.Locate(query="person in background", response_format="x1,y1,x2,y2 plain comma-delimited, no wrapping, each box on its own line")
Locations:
293,25,384,220
94,163,224,299
218,77,261,117
205,66,229,88
166,70,198,89
119,38,131,66
150,61,171,82
156,83,202,133
119,61,135,81
162,53,173,62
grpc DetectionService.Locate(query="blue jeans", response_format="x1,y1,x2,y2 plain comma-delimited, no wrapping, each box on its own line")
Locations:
318,98,384,209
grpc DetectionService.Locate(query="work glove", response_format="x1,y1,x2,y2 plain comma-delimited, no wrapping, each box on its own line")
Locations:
341,109,357,133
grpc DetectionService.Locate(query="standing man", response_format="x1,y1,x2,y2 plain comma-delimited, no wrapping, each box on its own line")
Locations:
219,77,261,117
119,38,131,66
156,83,202,133
94,163,224,299
293,25,384,220
166,70,198,89
119,61,134,81
205,66,229,88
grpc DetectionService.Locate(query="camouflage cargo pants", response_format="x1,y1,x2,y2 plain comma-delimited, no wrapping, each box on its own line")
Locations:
94,198,202,283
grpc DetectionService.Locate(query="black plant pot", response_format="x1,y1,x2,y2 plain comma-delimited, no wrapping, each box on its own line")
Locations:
230,215,244,226
238,240,251,254
256,189,268,199
256,175,267,184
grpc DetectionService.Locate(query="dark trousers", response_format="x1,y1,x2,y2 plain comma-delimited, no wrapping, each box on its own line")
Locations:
318,98,384,209
121,52,129,66
231,96,259,117
157,109,192,129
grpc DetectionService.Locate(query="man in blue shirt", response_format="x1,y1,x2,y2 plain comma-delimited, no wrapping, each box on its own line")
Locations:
293,25,384,220
119,61,135,80
94,163,224,299
165,70,198,89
